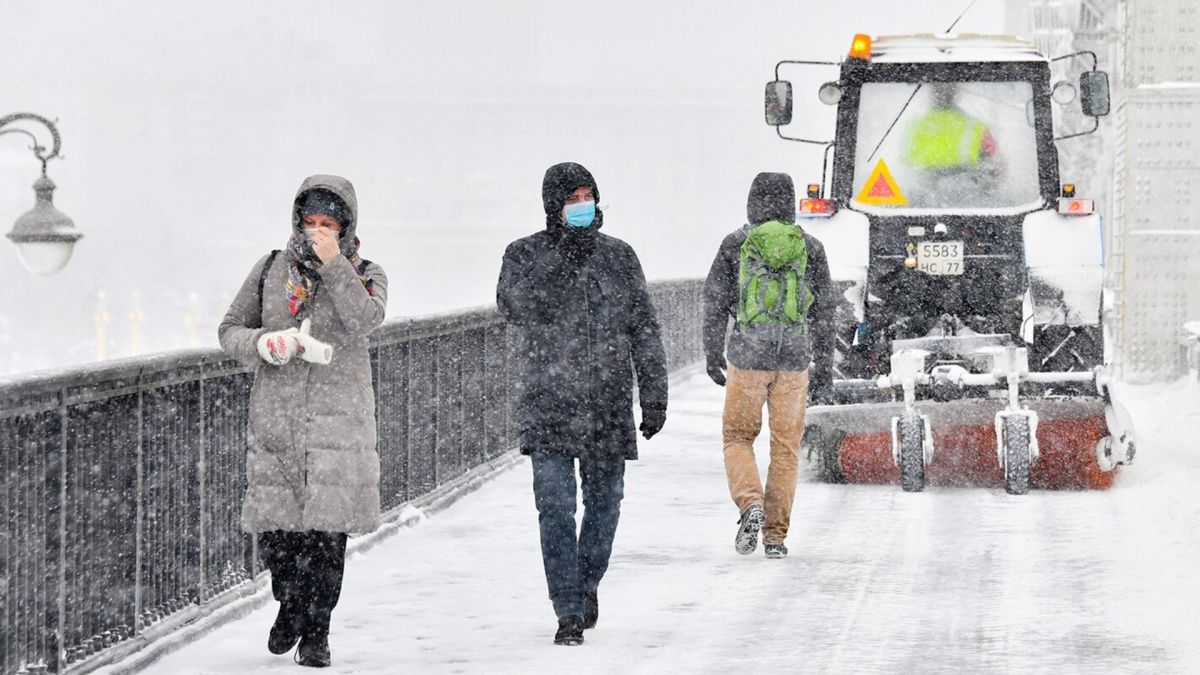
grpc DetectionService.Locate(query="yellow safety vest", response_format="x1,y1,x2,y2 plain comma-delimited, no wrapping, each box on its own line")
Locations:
904,109,988,169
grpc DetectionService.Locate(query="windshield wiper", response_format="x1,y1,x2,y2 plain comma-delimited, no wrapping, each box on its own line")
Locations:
866,83,922,163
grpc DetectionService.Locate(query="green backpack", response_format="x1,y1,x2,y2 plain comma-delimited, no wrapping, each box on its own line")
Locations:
736,220,815,333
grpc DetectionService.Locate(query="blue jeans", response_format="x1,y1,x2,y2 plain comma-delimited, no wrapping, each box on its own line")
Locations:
531,452,626,619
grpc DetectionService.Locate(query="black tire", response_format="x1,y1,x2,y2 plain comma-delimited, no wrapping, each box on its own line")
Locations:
804,425,846,484
1003,416,1031,495
897,412,926,493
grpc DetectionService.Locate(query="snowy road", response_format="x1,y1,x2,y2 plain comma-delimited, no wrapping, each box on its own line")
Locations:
140,371,1200,674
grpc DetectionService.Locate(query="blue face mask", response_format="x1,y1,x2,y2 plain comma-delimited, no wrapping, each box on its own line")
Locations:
563,200,596,229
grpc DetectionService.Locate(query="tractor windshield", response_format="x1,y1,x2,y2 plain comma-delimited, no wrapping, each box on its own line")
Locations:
850,80,1041,213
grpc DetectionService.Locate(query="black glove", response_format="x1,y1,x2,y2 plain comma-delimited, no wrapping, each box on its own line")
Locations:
809,365,833,405
639,407,666,440
706,355,727,387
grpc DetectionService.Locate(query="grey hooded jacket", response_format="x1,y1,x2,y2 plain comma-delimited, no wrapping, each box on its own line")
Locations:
703,172,836,377
218,175,388,534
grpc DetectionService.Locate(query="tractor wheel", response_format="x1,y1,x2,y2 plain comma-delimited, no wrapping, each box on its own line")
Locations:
804,425,846,484
1002,416,1032,495
897,412,926,493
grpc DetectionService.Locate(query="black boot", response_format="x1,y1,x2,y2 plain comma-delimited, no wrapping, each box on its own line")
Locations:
582,591,599,630
296,634,331,668
267,602,302,655
554,616,584,646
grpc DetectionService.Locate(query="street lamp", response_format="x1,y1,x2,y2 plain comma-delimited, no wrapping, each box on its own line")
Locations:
2,113,81,276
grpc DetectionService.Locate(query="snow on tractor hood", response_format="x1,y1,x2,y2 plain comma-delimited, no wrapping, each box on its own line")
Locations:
869,33,1049,64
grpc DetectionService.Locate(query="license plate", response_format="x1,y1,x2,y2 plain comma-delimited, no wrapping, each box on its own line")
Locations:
917,240,964,275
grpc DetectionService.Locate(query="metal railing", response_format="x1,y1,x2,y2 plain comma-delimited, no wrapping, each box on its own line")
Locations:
0,279,704,675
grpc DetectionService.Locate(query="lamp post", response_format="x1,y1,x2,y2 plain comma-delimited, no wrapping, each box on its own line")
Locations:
2,113,81,276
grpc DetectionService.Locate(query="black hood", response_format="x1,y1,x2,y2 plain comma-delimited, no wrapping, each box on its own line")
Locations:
542,162,603,231
746,172,795,225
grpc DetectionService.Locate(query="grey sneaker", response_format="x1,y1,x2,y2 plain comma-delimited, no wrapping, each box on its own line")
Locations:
735,504,765,555
764,543,788,559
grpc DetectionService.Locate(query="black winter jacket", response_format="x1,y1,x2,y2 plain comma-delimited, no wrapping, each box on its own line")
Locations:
703,224,836,375
497,228,668,460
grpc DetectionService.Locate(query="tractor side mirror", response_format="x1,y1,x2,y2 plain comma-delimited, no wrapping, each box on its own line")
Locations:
1080,71,1110,117
765,80,793,126
818,81,843,106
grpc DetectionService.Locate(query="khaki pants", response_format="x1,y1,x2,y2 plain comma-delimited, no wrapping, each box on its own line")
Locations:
722,365,809,545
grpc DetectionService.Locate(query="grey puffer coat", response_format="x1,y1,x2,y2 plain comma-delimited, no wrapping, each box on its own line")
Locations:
218,175,387,534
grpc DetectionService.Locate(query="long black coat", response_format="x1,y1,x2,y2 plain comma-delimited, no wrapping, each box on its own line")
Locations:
497,229,668,460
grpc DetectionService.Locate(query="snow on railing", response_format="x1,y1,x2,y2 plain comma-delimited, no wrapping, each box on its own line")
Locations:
0,279,703,675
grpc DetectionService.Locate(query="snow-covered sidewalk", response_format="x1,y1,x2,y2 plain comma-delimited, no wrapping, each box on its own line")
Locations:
139,373,1200,674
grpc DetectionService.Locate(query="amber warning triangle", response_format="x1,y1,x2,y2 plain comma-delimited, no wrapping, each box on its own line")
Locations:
857,158,908,206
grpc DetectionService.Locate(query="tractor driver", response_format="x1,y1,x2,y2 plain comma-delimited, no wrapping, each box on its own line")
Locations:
903,83,1000,205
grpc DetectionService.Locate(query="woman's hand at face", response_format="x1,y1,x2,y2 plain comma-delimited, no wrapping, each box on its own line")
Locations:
311,229,340,264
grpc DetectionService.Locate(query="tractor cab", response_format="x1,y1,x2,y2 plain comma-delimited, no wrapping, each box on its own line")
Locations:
765,33,1132,494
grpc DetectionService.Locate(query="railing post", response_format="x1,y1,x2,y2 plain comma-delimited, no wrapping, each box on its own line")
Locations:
483,325,495,460
197,361,207,605
370,336,382,498
504,325,513,454
460,333,468,474
250,537,260,577
133,377,145,634
55,389,67,672
405,326,414,502
432,339,440,488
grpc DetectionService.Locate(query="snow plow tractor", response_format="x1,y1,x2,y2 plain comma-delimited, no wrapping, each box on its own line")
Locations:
764,33,1135,494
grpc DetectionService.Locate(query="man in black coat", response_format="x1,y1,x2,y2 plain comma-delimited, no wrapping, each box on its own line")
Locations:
496,161,668,646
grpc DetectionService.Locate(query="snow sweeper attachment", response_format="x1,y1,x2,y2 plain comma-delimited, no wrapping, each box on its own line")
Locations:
802,334,1136,494
764,32,1134,493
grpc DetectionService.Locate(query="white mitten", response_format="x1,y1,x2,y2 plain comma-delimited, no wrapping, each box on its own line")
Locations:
257,327,300,366
294,318,334,365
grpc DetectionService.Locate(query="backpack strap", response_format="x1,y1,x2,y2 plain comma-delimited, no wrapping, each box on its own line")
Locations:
257,250,280,327
356,257,376,296
738,256,766,325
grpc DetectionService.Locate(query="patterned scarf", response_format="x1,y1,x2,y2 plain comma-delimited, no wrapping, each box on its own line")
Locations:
284,234,375,317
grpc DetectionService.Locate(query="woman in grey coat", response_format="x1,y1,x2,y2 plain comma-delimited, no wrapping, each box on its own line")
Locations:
218,174,387,668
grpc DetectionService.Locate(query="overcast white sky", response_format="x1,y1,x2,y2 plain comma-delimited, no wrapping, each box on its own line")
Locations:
0,1,1006,375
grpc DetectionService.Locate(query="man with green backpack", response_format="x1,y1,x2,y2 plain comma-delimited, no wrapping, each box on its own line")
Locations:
702,172,835,559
